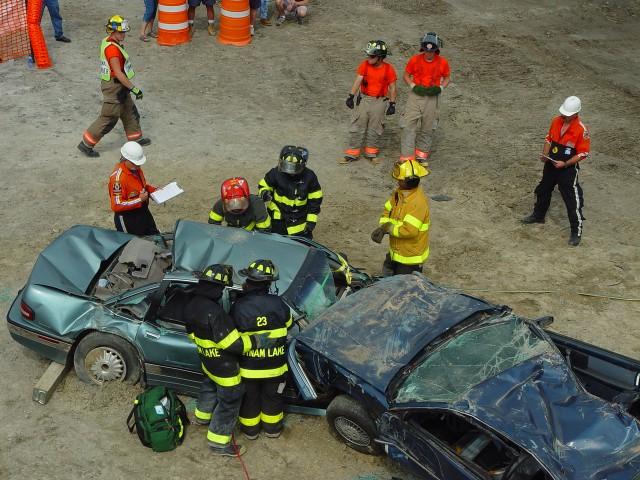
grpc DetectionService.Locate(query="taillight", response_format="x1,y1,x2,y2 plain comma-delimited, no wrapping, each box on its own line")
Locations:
20,301,35,321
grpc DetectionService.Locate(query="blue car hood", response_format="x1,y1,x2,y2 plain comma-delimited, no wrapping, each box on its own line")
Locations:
447,355,640,480
295,273,495,391
27,226,132,295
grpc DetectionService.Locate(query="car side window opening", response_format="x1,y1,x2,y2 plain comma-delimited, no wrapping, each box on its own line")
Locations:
155,282,195,329
114,290,155,320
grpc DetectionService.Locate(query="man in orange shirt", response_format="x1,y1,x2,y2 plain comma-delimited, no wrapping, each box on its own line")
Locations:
109,141,159,235
400,32,450,164
78,16,150,158
342,40,398,165
522,96,590,246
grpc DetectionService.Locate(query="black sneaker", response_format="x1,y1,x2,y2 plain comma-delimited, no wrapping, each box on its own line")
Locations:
77,141,99,157
521,214,545,224
208,442,246,456
55,35,71,43
568,234,581,246
136,138,151,146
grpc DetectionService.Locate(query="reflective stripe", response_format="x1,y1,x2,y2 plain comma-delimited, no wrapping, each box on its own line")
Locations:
364,146,379,155
240,364,288,379
194,408,212,421
384,200,392,211
399,155,415,161
83,131,98,146
404,214,429,231
285,315,293,329
389,246,430,265
241,335,252,353
344,148,360,156
192,329,241,350
202,364,242,386
239,415,261,427
287,222,306,235
307,190,323,200
267,202,282,219
256,216,271,229
244,221,256,231
209,210,223,221
240,326,288,339
158,21,189,30
273,192,307,207
220,8,249,18
207,430,231,445
261,411,284,424
158,4,187,12
306,213,318,223
126,131,142,140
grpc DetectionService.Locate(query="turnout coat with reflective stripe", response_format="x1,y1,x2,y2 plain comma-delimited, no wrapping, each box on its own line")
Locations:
231,290,292,380
258,167,323,235
379,187,430,265
183,286,253,386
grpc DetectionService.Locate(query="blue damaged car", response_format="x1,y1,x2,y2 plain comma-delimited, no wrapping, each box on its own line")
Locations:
288,273,640,480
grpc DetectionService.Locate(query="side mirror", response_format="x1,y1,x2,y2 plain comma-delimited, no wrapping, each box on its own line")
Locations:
533,315,554,329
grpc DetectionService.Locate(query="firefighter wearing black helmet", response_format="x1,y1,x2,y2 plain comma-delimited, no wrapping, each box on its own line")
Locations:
258,146,323,238
231,260,293,439
183,264,267,457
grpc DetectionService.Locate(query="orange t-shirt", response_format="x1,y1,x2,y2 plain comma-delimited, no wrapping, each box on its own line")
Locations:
357,60,398,97
405,53,450,88
545,115,590,158
104,38,125,79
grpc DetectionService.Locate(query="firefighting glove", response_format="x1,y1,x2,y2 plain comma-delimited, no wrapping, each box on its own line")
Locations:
345,94,355,109
370,226,388,244
386,102,396,115
130,86,143,100
253,333,276,350
260,190,272,202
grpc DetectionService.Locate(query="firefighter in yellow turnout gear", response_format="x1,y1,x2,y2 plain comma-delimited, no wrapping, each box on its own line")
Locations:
231,260,293,439
371,160,430,276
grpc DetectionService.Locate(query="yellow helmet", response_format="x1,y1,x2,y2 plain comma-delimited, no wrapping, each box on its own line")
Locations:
392,159,429,181
106,15,130,33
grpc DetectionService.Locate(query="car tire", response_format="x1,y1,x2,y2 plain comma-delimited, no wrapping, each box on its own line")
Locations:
73,332,141,385
326,395,382,455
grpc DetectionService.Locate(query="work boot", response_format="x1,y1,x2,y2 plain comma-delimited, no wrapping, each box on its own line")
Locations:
193,417,210,426
207,23,214,36
521,214,545,224
568,233,581,246
77,141,99,157
55,35,71,43
264,430,282,439
366,156,381,165
339,155,358,164
136,137,152,146
260,18,272,26
243,431,259,441
208,442,246,457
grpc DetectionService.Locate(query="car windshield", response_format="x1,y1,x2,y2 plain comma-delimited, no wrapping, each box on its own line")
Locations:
282,249,336,320
393,315,554,404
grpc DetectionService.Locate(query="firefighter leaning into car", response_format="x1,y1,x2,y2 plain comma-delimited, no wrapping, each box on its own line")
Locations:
183,264,270,456
208,177,271,232
231,259,293,440
78,15,150,158
371,160,430,276
108,141,159,235
400,32,450,164
342,40,398,165
258,146,323,238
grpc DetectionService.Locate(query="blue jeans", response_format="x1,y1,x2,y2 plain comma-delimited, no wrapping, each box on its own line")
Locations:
260,0,269,19
42,0,64,39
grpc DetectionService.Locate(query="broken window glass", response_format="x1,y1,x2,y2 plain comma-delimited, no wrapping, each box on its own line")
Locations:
394,315,554,404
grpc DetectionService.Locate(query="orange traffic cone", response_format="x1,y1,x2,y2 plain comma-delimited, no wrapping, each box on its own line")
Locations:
157,0,190,46
218,0,251,47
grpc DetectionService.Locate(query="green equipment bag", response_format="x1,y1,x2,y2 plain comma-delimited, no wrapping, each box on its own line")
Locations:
126,386,189,452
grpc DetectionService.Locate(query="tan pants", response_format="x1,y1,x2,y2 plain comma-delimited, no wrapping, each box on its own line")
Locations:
82,80,142,147
345,95,388,158
400,91,439,159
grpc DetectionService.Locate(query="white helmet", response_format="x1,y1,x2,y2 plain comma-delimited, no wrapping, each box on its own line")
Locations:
120,141,146,165
559,96,581,116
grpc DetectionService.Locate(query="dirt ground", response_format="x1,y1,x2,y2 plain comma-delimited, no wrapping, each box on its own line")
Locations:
1,0,639,478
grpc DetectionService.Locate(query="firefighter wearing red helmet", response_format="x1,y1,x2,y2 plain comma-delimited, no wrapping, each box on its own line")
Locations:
208,177,271,232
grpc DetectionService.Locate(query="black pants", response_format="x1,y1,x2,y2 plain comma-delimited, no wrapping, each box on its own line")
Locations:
239,379,286,436
382,253,423,277
194,377,245,446
114,204,159,236
532,162,584,236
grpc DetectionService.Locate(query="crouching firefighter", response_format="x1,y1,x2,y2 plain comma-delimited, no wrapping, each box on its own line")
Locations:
183,264,269,456
231,259,293,439
208,177,271,232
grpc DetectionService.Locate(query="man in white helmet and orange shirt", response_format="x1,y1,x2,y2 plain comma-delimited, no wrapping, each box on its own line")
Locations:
522,96,590,246
108,141,159,235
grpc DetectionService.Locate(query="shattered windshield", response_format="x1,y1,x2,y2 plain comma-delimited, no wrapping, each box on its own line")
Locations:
393,315,554,404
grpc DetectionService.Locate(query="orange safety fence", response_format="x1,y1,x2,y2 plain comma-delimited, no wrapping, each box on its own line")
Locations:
0,0,52,68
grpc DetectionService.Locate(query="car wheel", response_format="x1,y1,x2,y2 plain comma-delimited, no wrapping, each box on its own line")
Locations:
73,332,141,385
326,395,382,455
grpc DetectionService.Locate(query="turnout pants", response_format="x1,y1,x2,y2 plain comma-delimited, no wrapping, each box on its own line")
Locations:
382,253,423,277
239,379,286,436
345,95,388,159
400,91,440,159
114,204,159,236
532,162,584,236
82,80,143,148
194,377,245,446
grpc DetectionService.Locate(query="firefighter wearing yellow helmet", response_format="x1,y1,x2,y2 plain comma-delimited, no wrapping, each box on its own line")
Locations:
77,15,150,157
371,159,430,276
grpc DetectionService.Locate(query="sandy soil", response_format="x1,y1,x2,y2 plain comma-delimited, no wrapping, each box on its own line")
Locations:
1,0,639,478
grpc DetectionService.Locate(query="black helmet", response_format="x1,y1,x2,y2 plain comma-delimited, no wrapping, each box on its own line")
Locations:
364,40,389,58
239,259,279,282
199,264,234,287
278,145,308,175
420,32,443,52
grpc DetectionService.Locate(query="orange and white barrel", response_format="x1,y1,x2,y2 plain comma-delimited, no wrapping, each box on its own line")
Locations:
157,0,190,47
218,0,251,47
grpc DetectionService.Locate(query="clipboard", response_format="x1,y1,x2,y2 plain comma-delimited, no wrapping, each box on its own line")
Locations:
151,182,184,204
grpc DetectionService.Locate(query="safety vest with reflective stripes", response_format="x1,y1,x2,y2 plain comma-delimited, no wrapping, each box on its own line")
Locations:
208,195,271,232
100,37,134,81
258,167,322,235
231,289,293,380
379,186,430,265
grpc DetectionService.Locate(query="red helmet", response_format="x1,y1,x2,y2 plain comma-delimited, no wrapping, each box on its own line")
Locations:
221,177,250,214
